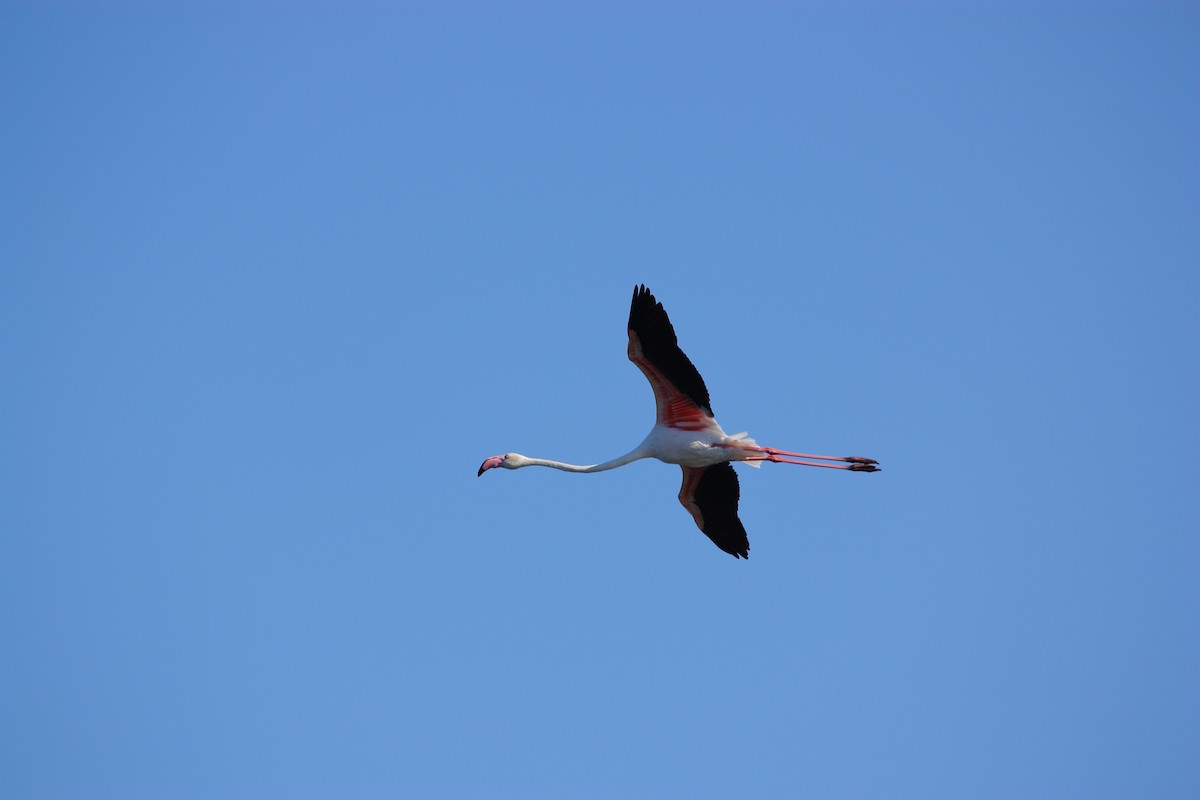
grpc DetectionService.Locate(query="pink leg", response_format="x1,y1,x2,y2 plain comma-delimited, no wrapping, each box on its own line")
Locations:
750,446,878,466
744,455,880,471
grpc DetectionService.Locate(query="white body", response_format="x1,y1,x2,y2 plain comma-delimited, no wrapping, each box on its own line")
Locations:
634,421,760,468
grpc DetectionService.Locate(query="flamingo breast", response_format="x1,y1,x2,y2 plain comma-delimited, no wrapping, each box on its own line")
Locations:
640,423,738,468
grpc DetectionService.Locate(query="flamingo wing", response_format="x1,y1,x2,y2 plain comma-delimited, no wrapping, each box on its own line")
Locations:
678,464,750,559
627,284,714,425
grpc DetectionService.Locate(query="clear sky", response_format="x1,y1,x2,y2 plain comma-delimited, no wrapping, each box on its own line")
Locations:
2,2,1198,798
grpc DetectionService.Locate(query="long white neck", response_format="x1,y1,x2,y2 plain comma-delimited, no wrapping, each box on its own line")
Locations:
519,448,648,473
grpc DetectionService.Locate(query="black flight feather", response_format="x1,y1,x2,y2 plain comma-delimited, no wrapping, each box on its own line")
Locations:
627,284,714,417
690,463,750,559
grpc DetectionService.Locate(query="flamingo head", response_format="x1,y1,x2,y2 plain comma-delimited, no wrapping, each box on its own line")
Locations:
476,453,529,476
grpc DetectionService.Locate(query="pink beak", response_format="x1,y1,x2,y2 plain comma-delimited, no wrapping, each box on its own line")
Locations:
477,455,505,476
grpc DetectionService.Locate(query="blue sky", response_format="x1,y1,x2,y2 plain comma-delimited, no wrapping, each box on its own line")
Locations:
2,3,1198,798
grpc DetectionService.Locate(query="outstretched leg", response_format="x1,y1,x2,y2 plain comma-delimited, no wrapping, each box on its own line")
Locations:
739,445,880,471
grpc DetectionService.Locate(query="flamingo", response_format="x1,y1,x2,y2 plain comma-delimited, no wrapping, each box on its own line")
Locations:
477,284,879,558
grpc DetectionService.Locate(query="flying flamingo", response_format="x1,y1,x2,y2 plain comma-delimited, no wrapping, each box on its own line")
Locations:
477,285,879,558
